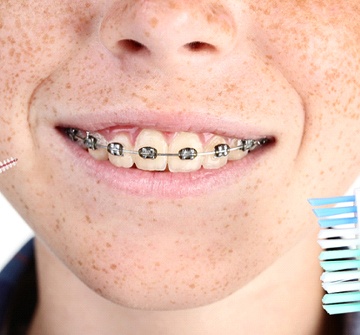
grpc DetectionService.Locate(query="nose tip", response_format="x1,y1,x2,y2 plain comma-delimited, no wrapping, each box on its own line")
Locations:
100,1,237,63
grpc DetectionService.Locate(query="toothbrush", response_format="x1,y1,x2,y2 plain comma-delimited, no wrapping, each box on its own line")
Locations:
309,188,360,315
0,157,18,174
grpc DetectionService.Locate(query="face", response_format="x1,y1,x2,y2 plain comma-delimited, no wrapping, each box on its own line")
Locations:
0,0,359,309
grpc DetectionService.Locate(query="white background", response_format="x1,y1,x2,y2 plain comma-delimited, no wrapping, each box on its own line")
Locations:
0,192,34,271
1,176,359,271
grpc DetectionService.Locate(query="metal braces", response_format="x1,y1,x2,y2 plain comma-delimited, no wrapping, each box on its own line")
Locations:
65,127,271,161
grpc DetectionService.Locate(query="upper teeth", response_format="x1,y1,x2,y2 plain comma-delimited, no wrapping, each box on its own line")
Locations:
65,128,271,172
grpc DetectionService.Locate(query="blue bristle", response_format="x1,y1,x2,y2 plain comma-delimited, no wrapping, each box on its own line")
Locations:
308,195,355,206
318,216,358,228
323,292,360,305
320,249,360,261
324,302,360,315
313,205,357,218
320,259,360,272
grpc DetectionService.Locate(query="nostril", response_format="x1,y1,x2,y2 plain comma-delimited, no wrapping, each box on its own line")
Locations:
183,41,218,53
118,39,149,53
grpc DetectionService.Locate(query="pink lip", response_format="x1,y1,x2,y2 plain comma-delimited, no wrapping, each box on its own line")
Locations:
57,129,274,198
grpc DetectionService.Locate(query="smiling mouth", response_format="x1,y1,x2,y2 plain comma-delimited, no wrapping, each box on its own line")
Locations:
63,127,273,173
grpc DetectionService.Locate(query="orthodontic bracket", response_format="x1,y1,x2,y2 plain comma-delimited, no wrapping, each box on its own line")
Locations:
65,127,272,160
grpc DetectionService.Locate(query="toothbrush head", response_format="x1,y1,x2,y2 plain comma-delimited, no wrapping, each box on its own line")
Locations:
309,189,360,315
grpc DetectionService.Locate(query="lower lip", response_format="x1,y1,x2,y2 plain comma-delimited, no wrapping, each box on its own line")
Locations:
60,131,271,198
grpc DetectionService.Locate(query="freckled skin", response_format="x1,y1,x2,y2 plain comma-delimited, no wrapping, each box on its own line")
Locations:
0,1,359,334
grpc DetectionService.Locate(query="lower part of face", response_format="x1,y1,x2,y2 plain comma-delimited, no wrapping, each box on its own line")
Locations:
0,0,359,309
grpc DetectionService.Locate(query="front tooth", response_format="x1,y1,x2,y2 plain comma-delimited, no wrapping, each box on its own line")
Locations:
108,134,134,168
168,132,203,172
228,139,248,161
134,129,168,171
203,136,228,169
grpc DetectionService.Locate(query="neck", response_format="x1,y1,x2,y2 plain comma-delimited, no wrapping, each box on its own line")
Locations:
28,233,338,335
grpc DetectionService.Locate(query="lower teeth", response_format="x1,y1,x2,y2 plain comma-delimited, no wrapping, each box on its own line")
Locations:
64,127,272,171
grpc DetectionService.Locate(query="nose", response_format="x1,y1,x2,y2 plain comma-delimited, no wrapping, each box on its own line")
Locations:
100,0,237,65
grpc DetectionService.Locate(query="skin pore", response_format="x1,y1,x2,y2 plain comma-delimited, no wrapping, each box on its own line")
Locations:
0,1,359,334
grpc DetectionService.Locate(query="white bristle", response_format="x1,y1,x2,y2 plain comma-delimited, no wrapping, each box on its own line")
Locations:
318,227,358,239
0,157,18,174
321,270,360,283
323,281,360,294
318,238,360,249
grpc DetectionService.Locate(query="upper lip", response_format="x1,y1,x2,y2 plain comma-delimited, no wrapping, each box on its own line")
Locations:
55,108,275,140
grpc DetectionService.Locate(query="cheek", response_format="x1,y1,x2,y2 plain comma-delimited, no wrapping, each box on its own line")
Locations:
0,1,100,205
252,1,360,108
252,2,360,180
0,1,98,147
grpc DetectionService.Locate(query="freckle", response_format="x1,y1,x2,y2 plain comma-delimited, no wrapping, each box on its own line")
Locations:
85,215,92,224
189,284,196,289
106,242,112,248
65,82,71,89
110,264,117,270
78,260,83,266
149,17,158,28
